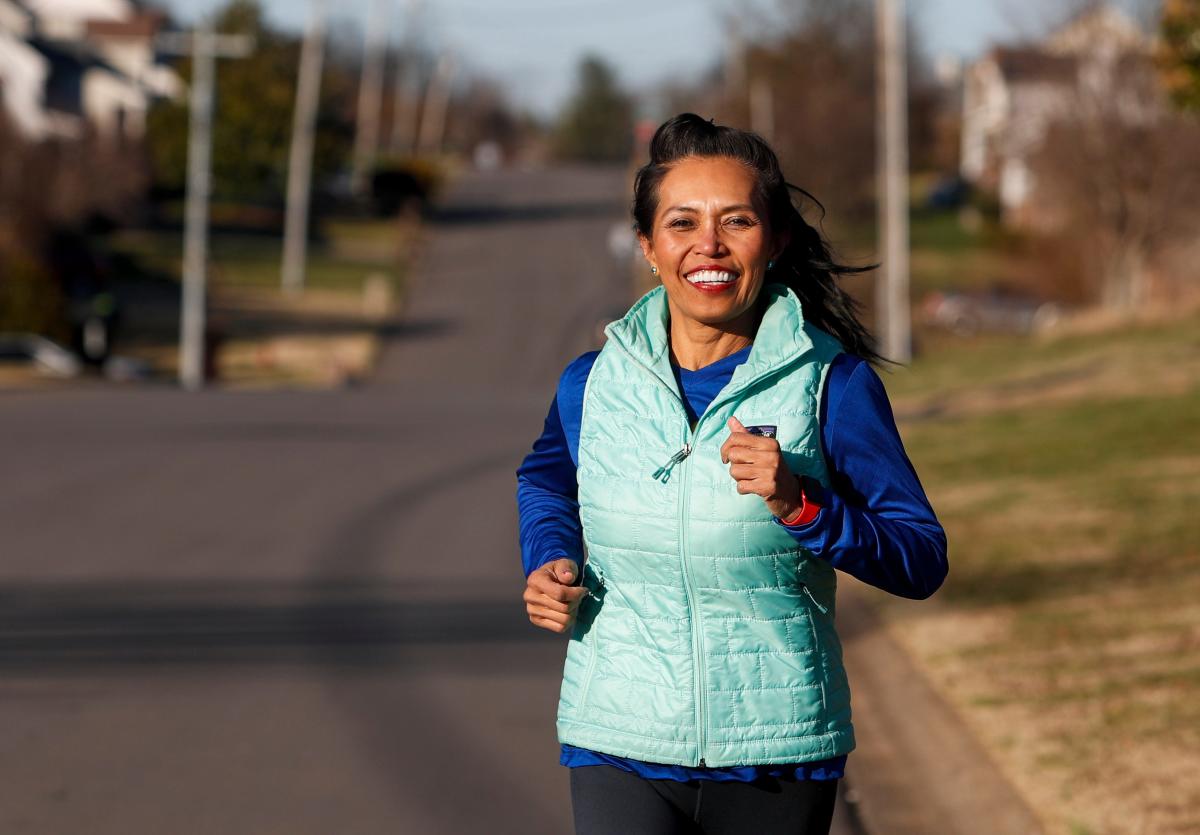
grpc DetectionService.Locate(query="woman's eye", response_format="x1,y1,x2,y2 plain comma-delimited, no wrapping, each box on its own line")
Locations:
667,218,695,229
725,216,755,228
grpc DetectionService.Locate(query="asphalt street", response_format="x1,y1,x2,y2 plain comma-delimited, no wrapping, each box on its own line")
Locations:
1,166,860,834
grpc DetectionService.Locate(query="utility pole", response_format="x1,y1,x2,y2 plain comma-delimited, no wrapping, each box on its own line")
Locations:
352,0,389,196
282,0,327,296
416,51,455,156
389,0,422,155
158,23,254,391
749,77,774,143
725,20,746,118
875,0,912,363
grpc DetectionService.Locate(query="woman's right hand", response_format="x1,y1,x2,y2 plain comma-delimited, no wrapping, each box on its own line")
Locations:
524,558,588,634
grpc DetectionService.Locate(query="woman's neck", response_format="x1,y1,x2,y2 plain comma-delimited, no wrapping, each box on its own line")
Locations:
668,310,757,371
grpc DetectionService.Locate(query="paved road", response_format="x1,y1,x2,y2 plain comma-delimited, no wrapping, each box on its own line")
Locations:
1,166,860,834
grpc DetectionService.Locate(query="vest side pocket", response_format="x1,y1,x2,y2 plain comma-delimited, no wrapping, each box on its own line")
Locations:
575,630,601,711
799,582,830,716
574,564,606,710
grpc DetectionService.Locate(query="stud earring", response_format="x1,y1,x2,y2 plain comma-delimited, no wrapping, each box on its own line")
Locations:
767,260,775,271
651,266,658,275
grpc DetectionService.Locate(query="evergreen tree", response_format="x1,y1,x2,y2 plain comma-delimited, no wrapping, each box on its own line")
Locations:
554,56,633,163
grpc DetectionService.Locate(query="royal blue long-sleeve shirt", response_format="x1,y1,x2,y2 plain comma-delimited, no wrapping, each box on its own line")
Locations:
517,347,948,782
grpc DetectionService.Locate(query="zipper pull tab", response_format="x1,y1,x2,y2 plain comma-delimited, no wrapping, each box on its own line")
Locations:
651,444,692,483
585,565,605,601
800,583,829,615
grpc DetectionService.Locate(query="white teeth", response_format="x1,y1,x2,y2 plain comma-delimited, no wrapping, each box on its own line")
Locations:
686,270,737,284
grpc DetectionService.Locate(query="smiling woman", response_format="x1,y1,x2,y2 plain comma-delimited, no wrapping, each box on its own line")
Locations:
517,114,948,835
641,157,773,361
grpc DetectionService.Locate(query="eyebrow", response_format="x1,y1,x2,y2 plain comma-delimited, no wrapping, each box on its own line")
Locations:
664,204,758,215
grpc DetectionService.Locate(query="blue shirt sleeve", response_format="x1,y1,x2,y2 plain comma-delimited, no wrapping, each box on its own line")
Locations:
778,355,949,600
515,352,598,578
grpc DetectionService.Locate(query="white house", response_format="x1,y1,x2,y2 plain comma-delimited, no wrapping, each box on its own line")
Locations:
0,1,53,137
0,0,180,142
959,6,1155,226
21,0,131,40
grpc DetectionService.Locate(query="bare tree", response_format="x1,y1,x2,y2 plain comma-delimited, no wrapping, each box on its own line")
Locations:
1030,54,1200,308
723,0,880,219
443,78,526,159
995,0,1162,43
695,0,941,228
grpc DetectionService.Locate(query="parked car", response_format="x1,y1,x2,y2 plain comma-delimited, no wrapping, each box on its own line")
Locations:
0,334,83,377
925,175,972,211
921,290,1062,336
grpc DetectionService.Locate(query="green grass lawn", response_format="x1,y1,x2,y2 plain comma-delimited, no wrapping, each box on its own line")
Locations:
96,213,413,386
836,205,1044,300
878,311,1200,834
105,216,409,295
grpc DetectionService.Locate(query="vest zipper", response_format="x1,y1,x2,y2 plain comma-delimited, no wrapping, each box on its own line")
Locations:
799,583,829,615
676,442,708,767
651,444,692,483
602,337,754,768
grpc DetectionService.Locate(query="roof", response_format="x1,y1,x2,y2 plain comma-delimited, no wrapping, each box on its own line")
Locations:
25,35,128,114
27,37,88,114
1046,4,1151,54
990,47,1078,84
85,10,166,39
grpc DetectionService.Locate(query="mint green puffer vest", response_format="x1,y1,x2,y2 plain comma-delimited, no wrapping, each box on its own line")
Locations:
556,284,855,767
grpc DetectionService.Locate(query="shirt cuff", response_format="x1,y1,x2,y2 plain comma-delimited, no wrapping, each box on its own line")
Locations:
774,506,826,534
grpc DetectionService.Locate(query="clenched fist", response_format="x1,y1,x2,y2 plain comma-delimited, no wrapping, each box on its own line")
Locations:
524,557,589,635
720,416,802,520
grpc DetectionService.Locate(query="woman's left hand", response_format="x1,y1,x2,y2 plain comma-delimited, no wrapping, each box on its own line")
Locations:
720,416,802,519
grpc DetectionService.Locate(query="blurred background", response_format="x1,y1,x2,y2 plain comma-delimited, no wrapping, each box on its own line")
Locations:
1,0,1197,833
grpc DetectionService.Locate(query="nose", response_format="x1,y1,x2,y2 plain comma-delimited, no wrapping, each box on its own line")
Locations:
694,220,727,257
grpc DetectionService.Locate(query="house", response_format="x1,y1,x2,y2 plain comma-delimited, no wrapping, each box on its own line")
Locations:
21,0,132,40
0,0,180,142
959,5,1156,226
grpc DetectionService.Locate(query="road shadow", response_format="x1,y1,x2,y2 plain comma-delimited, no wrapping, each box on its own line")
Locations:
0,579,556,673
430,199,624,227
376,317,456,340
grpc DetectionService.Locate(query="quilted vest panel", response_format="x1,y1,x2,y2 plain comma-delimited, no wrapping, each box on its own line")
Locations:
556,284,855,767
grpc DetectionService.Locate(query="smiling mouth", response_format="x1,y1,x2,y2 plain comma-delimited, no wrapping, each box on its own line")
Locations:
685,269,738,286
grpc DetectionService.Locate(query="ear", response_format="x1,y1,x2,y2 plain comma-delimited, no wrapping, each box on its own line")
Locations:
637,234,656,271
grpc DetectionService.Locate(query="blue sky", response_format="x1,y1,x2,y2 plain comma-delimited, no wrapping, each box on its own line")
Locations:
155,0,1070,115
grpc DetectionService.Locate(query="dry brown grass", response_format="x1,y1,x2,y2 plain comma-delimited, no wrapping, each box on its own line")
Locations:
876,310,1200,834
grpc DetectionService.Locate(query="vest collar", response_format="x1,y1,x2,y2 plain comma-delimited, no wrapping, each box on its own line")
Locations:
604,283,815,397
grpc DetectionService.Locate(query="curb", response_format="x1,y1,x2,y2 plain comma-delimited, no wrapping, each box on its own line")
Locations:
838,580,1043,835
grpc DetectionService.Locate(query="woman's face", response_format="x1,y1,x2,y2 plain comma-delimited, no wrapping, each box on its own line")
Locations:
639,156,780,331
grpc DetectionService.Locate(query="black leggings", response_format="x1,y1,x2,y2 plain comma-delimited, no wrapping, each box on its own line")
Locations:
569,765,838,835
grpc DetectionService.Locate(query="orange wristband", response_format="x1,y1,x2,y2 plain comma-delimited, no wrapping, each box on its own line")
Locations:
779,477,823,526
